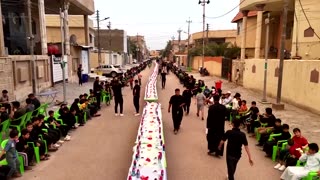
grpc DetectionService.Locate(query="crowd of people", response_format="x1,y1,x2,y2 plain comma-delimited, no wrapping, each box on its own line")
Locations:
164,61,319,180
0,60,151,179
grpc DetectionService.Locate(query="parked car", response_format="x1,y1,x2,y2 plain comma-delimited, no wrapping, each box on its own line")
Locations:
93,64,124,77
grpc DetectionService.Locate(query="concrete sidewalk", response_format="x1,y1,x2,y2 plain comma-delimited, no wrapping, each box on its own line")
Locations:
189,72,320,144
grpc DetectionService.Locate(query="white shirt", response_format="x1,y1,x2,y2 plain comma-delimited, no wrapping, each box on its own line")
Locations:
300,153,320,171
232,98,239,110
222,96,232,106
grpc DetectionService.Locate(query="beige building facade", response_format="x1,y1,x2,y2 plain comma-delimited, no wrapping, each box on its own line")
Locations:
0,0,94,100
232,0,320,113
190,30,237,47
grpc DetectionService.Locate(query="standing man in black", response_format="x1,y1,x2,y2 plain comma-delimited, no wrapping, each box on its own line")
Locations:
133,80,140,116
93,77,101,110
112,77,124,116
182,87,192,115
77,64,83,86
168,89,185,134
218,119,253,180
206,95,227,157
160,63,167,89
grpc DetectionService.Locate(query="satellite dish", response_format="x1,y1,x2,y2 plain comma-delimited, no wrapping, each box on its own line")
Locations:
70,34,77,45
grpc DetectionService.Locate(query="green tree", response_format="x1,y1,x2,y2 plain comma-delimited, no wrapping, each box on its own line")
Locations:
161,41,173,58
129,40,138,59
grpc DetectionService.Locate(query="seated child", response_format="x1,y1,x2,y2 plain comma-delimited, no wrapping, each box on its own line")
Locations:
16,129,35,169
38,115,62,148
263,123,291,157
274,139,299,171
26,121,49,160
275,128,309,171
0,129,22,178
71,99,84,126
238,100,248,112
59,108,77,130
35,116,58,152
47,110,71,141
280,143,320,180
257,118,283,146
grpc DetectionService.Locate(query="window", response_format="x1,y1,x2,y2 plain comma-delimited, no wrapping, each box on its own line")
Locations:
89,34,93,43
237,22,242,35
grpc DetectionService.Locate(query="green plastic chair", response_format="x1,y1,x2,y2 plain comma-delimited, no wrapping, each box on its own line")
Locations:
38,103,49,116
296,156,320,180
38,134,48,154
0,120,10,143
23,111,33,128
9,114,28,132
255,122,268,141
271,134,294,162
27,142,40,163
1,139,25,174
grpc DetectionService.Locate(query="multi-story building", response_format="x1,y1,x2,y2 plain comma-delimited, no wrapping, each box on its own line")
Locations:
129,35,147,61
0,0,94,100
232,0,320,114
93,29,128,66
237,0,320,60
46,15,95,84
190,30,237,48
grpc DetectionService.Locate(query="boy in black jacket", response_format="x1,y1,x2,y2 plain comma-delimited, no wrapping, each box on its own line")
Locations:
16,129,35,168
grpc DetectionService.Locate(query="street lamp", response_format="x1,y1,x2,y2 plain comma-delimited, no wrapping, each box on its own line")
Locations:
96,12,110,65
199,0,210,71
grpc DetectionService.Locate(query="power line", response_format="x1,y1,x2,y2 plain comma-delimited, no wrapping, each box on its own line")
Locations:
297,0,320,40
206,0,246,19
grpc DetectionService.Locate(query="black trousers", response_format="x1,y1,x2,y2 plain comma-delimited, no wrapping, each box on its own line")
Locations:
78,75,82,85
0,165,11,180
24,147,35,164
172,109,183,131
183,102,191,114
133,96,140,113
95,92,101,109
207,129,224,156
226,155,240,180
114,96,123,114
161,74,166,88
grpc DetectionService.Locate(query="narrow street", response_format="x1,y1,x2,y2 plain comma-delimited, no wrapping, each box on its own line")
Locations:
158,73,281,180
22,68,282,180
21,67,153,180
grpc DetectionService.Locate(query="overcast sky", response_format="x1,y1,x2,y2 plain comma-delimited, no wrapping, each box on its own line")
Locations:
93,0,239,50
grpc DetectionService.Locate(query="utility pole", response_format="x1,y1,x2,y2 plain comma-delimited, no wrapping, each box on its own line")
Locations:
96,10,102,65
262,13,270,103
274,0,288,110
199,0,210,69
27,0,36,94
206,23,209,45
107,21,112,64
171,36,175,62
177,29,182,52
136,33,139,62
60,8,67,103
177,29,182,66
186,18,192,67
63,2,70,55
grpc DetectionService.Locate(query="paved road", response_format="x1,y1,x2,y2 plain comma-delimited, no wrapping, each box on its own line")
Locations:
22,66,153,180
22,68,284,180
158,73,281,180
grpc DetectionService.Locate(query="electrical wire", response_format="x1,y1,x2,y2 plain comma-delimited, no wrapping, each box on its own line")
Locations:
297,0,320,40
205,0,246,19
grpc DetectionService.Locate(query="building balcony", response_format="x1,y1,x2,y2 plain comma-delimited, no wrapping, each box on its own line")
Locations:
45,0,95,15
240,0,294,11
